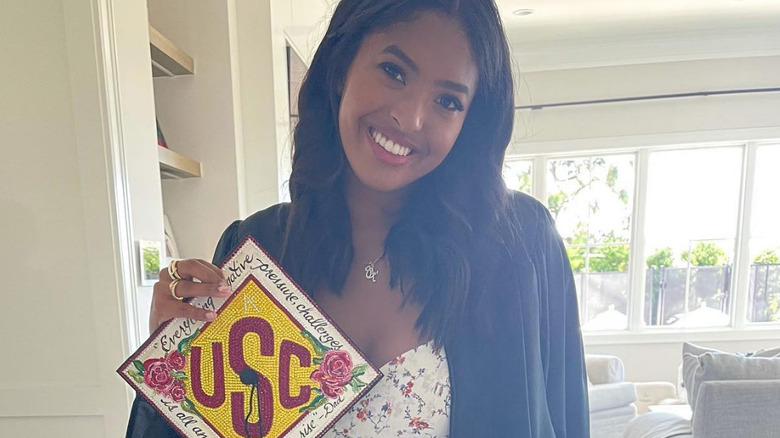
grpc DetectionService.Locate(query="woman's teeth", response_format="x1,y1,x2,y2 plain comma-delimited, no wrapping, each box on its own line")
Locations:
371,128,411,157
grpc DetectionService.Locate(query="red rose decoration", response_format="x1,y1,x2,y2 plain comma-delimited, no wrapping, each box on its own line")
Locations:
310,350,353,398
143,358,174,392
169,381,186,403
166,351,186,370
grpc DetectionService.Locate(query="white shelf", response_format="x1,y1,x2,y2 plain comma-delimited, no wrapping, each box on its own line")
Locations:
149,25,194,77
158,147,202,179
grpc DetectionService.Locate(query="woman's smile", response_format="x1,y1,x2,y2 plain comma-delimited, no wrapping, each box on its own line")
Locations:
366,126,416,167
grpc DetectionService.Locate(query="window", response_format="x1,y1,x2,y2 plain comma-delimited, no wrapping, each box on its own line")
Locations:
505,142,780,334
643,148,742,328
502,160,532,194
546,155,635,331
747,145,780,323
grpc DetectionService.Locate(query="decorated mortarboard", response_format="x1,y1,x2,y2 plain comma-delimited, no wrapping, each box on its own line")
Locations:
118,237,382,438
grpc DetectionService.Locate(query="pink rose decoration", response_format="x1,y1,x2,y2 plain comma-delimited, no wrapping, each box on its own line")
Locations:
143,358,174,392
310,350,353,399
166,351,186,371
169,381,186,403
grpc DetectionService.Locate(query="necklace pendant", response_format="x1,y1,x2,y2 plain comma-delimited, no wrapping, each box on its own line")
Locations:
365,262,379,283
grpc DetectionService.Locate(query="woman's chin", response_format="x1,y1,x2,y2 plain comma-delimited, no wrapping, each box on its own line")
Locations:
347,167,416,195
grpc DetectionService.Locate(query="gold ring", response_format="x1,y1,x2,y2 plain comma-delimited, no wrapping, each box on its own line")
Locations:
168,260,182,281
169,279,183,301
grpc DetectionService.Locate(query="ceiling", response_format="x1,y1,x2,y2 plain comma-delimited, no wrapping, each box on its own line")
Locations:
496,0,780,34
290,0,780,71
495,0,780,70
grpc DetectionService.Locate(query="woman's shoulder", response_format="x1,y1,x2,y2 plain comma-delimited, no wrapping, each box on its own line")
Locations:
212,202,291,265
505,189,557,242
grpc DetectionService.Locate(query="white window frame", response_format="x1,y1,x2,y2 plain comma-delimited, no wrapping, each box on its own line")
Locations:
506,140,780,345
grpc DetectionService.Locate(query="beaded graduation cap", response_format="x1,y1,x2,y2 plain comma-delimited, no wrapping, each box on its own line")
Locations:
118,237,382,438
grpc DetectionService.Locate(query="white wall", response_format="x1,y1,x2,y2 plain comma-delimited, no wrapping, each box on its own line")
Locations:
0,0,137,434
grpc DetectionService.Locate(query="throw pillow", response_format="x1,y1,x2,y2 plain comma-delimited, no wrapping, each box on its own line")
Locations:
683,348,780,412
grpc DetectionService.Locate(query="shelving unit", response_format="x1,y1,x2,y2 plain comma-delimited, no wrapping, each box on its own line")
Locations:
149,25,194,77
148,25,202,181
158,147,202,179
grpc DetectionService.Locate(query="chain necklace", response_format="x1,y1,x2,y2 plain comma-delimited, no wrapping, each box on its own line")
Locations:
364,251,385,283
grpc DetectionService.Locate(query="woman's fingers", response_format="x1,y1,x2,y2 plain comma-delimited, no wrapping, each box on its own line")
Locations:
150,298,218,333
170,259,225,284
150,284,220,332
150,258,229,333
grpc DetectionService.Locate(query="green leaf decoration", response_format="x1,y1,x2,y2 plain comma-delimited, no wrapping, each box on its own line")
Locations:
128,370,144,384
300,331,330,357
178,329,200,355
311,387,321,395
351,364,368,377
312,356,322,365
181,397,202,418
351,376,367,389
133,360,145,374
298,394,326,413
171,371,187,380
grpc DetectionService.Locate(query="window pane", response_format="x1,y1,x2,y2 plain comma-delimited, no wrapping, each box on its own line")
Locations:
643,147,742,327
546,155,635,331
748,144,780,323
503,160,532,194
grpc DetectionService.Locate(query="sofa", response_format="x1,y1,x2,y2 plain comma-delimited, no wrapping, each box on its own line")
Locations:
585,354,638,438
624,343,780,438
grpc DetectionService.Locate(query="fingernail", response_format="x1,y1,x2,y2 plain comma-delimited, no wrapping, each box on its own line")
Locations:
218,285,230,295
206,312,217,321
219,280,228,287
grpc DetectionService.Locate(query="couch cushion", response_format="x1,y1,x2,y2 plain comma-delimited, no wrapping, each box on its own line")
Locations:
590,404,636,422
588,381,637,412
624,412,692,438
682,351,780,412
585,354,625,385
591,406,637,438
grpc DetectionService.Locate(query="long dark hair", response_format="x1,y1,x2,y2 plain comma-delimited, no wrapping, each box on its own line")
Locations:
281,0,518,346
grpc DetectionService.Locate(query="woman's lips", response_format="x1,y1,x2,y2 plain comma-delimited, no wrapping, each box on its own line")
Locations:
366,127,414,166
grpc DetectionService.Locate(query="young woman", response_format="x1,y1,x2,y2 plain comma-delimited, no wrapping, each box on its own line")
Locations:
127,0,589,436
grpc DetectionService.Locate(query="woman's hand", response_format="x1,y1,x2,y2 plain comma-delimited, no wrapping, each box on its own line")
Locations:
150,259,231,333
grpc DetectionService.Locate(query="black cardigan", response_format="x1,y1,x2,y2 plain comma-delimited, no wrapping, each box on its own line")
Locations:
125,191,589,437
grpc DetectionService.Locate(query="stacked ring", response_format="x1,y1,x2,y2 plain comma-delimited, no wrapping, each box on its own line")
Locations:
168,260,182,281
169,279,183,301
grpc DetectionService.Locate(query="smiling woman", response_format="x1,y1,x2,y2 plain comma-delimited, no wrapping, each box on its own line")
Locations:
126,0,588,437
338,14,477,193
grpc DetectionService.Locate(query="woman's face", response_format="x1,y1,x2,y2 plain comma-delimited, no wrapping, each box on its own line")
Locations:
338,11,478,194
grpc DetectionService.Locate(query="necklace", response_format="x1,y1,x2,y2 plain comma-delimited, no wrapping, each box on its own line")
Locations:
364,251,385,283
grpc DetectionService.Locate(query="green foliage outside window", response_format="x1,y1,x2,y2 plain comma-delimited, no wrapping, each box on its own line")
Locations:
680,242,728,267
754,249,779,264
646,247,674,268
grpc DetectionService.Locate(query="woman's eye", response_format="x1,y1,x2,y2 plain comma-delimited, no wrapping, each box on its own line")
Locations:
436,95,464,112
380,62,406,85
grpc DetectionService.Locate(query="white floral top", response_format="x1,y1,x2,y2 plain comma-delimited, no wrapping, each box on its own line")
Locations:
322,340,451,437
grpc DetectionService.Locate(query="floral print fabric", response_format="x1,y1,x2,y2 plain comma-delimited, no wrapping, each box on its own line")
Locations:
322,340,451,437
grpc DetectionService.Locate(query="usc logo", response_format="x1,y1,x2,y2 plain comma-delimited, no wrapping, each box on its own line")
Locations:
186,278,317,437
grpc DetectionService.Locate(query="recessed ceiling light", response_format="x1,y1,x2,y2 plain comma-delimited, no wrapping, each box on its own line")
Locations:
513,9,534,16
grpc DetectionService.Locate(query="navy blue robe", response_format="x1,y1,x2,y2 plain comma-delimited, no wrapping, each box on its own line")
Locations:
125,191,589,437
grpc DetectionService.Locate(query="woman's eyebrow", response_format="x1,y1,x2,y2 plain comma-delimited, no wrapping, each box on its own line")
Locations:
435,80,469,96
382,45,470,96
382,45,419,73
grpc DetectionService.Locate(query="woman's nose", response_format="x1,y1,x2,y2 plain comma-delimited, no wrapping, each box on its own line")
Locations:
390,93,426,133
